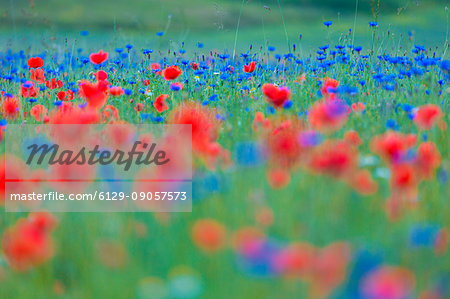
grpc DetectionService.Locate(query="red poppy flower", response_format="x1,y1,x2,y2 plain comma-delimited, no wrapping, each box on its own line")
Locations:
415,141,441,179
231,227,266,256
349,169,378,195
109,86,124,97
56,91,66,101
308,100,349,133
273,242,316,278
308,242,351,299
321,77,340,100
351,102,365,113
95,70,108,81
30,104,47,121
151,63,162,75
102,104,120,121
134,102,144,112
163,65,182,80
265,119,304,168
243,61,256,73
27,57,44,69
252,111,271,131
2,212,58,272
413,104,443,130
390,163,418,191
370,131,416,165
30,68,45,84
344,130,362,146
89,50,109,65
79,80,109,110
190,62,199,70
168,103,221,155
309,140,358,178
267,168,291,189
45,78,63,89
434,228,448,255
20,82,38,98
191,219,226,253
154,94,169,113
361,266,415,299
2,96,20,119
262,83,290,108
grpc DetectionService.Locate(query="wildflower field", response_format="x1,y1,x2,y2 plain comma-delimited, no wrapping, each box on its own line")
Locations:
0,0,449,298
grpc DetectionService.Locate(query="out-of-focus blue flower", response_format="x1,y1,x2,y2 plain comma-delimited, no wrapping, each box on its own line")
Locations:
298,131,323,147
235,142,264,167
409,224,440,247
386,119,399,130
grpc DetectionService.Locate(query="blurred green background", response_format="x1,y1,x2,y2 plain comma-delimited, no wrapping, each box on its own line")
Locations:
0,0,448,51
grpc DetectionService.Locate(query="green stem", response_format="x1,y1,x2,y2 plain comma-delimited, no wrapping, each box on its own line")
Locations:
277,0,290,52
233,0,245,60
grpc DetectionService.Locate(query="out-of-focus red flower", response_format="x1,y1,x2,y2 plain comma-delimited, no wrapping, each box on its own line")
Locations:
27,57,44,69
190,62,198,70
154,94,169,113
415,142,441,180
30,68,45,84
370,131,416,165
2,212,58,272
89,50,108,65
168,103,218,154
30,104,47,121
351,102,365,113
134,102,144,112
349,169,378,195
151,63,162,75
267,168,291,189
191,219,226,253
231,227,266,257
434,228,448,255
308,100,349,133
308,242,351,299
2,96,20,119
109,86,124,97
95,70,108,81
262,83,290,108
143,79,151,86
265,119,304,168
50,105,99,125
413,104,443,130
361,266,415,299
20,81,39,98
252,111,271,131
273,242,316,278
45,78,63,89
243,61,256,73
79,80,109,110
309,140,357,178
102,104,119,121
163,65,182,80
344,130,362,146
390,163,417,191
321,77,340,100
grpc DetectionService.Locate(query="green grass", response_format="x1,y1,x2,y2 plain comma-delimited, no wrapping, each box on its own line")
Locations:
0,1,448,298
